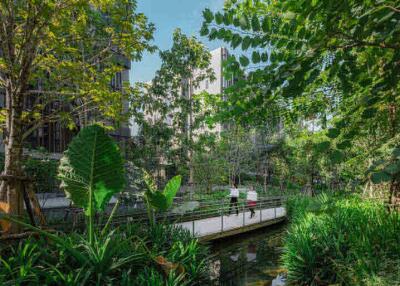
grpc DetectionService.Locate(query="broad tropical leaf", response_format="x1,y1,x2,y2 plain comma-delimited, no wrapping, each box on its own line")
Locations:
163,175,182,207
144,173,181,212
58,125,125,215
146,191,169,212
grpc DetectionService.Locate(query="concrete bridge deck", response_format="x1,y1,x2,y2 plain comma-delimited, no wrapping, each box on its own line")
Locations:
176,205,286,241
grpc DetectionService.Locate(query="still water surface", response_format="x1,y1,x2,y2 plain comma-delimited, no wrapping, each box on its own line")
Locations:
209,223,287,286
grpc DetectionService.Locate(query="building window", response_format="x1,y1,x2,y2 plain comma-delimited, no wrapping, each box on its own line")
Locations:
205,80,209,89
111,71,123,90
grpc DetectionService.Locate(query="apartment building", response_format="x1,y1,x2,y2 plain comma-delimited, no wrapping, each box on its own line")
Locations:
194,47,234,95
0,57,132,154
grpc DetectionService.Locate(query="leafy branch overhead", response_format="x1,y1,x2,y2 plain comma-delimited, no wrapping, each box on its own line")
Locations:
201,0,400,197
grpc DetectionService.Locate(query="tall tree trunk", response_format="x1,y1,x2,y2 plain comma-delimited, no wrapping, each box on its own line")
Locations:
388,102,400,210
263,171,267,193
188,78,194,186
0,85,25,233
389,177,400,211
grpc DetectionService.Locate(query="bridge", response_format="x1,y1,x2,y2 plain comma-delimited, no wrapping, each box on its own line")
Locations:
41,196,287,240
173,197,286,241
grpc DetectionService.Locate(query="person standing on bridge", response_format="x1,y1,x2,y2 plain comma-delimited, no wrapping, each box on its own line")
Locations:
247,186,257,218
228,182,239,215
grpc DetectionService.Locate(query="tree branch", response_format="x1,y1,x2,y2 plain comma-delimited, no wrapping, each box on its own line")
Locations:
335,31,400,50
382,5,400,13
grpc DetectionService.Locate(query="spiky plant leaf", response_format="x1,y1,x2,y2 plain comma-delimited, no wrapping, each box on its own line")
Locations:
58,125,125,215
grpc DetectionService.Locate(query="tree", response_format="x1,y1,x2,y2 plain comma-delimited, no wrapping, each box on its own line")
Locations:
218,125,255,185
129,112,174,187
0,0,154,232
132,29,215,187
192,143,227,193
202,0,400,204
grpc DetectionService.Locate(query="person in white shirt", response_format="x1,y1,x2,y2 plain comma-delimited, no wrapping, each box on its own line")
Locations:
247,186,258,218
228,182,239,215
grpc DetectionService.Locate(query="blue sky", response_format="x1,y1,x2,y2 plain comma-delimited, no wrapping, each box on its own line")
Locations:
130,0,225,84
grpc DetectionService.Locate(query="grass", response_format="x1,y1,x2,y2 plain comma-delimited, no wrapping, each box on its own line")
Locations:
283,194,400,285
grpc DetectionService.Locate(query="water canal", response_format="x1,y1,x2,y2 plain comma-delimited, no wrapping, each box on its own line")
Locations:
209,222,287,286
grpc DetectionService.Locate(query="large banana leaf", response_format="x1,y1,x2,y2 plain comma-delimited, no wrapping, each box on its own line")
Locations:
58,125,125,216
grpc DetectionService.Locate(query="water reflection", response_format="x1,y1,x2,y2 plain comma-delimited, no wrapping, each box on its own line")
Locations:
210,224,287,286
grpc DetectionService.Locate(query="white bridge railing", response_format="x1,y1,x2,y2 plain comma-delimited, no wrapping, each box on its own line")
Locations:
174,198,286,238
45,196,287,234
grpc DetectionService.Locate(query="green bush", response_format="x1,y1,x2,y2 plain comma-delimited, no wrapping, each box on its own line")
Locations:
0,224,209,285
25,157,59,193
283,195,400,285
126,223,210,285
0,153,60,193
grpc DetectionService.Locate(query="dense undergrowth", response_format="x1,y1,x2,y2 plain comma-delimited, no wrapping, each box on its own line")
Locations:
283,194,400,285
0,224,209,286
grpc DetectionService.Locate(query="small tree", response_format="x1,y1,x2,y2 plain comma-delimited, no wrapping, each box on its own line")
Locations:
193,150,226,193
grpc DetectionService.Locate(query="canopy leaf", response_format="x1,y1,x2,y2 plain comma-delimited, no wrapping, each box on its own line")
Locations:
326,128,340,139
203,8,214,23
371,171,392,184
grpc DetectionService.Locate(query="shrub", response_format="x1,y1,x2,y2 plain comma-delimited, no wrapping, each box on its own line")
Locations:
283,195,400,285
0,224,209,285
0,153,60,193
125,223,210,285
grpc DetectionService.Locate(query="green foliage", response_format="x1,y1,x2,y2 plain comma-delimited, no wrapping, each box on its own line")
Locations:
0,238,46,285
129,224,210,285
367,145,400,191
0,224,209,285
201,0,400,199
0,227,146,285
0,0,155,141
192,151,227,193
0,153,59,193
130,28,215,185
134,267,186,286
284,195,400,285
58,125,125,215
24,157,59,193
144,172,182,212
239,55,250,67
58,124,125,244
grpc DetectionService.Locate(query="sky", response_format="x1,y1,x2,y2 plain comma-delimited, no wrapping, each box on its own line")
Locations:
130,0,225,84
